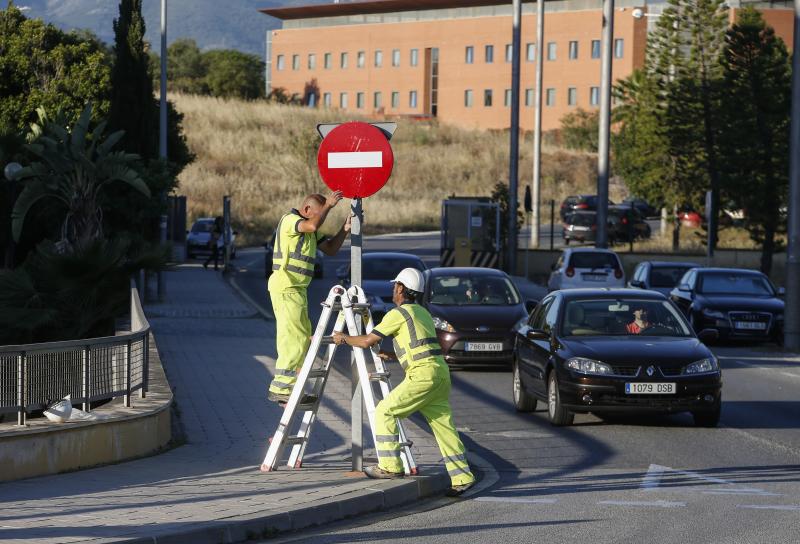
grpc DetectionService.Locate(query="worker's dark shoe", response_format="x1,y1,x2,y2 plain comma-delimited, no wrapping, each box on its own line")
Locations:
364,465,405,479
446,481,475,497
267,391,317,406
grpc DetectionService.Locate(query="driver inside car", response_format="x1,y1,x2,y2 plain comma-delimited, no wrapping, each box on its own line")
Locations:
626,306,651,334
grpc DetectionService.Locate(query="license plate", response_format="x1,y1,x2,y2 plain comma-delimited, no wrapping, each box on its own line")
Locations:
625,383,675,394
582,274,607,282
465,342,503,352
734,321,767,330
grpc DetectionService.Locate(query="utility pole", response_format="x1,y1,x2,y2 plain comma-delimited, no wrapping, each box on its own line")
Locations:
595,0,615,249
508,0,522,274
158,0,168,300
785,0,800,350
531,0,545,249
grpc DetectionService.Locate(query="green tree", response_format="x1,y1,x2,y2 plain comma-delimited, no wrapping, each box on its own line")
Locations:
719,8,791,274
168,38,208,94
204,49,265,100
0,4,111,131
560,108,599,152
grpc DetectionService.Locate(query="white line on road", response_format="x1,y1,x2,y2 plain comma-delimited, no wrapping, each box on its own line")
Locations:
702,490,782,496
737,504,800,511
328,151,383,169
475,497,558,504
599,500,686,508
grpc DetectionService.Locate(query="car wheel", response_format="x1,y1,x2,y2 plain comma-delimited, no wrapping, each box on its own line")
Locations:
547,371,574,426
512,360,537,412
692,396,721,427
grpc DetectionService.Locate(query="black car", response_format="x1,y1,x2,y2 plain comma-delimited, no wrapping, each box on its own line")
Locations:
628,261,701,298
422,267,533,366
622,198,658,218
670,268,785,343
559,195,615,222
513,289,722,427
608,205,651,244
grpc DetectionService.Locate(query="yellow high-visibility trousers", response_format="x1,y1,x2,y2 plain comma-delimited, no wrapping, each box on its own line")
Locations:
373,362,475,486
268,290,311,395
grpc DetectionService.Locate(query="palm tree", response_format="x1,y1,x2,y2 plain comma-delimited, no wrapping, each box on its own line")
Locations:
12,103,150,253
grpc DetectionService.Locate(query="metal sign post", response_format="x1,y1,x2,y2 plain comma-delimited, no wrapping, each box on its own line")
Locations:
350,197,364,471
223,195,231,272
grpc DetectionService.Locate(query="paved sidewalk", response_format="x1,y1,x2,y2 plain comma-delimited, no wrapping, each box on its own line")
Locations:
0,265,450,544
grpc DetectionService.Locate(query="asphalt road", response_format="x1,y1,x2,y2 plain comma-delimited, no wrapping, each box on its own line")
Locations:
222,236,800,544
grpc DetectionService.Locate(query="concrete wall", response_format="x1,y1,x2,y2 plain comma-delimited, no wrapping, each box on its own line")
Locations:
0,334,172,483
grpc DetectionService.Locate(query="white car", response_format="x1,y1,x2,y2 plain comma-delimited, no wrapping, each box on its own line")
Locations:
547,248,625,291
186,218,237,259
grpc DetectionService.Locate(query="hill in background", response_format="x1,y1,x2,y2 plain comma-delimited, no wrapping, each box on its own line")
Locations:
16,0,290,55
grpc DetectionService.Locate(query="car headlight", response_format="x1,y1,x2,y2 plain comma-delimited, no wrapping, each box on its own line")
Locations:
702,308,726,319
683,357,719,375
432,317,456,333
566,357,613,375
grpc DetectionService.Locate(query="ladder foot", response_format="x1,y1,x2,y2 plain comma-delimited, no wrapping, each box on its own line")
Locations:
260,464,274,473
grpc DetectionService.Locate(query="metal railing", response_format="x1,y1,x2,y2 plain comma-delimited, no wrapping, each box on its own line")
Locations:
0,279,150,426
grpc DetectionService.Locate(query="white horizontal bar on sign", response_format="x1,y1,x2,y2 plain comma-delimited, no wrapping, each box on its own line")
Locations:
328,151,383,169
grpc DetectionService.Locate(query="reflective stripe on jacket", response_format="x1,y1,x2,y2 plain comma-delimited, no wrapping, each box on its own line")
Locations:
268,209,323,293
372,303,445,369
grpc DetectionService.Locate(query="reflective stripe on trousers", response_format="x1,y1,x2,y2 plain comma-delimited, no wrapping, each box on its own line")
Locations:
268,290,312,395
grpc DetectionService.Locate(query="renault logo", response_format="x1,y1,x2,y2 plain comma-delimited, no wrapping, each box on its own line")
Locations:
647,366,655,377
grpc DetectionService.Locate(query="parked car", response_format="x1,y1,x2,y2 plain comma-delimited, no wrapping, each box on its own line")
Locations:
547,248,625,291
337,252,428,321
186,218,237,259
677,207,702,228
670,268,784,343
513,289,722,427
629,261,701,298
421,267,533,367
559,195,615,221
562,211,597,245
622,198,658,218
264,231,323,279
608,206,651,244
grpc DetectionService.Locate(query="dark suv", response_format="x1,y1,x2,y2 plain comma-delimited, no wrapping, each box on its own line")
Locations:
560,195,614,221
608,206,651,244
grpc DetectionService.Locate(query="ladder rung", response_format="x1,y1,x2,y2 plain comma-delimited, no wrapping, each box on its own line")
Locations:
308,368,328,378
369,372,391,381
331,302,371,312
297,402,317,411
320,336,335,345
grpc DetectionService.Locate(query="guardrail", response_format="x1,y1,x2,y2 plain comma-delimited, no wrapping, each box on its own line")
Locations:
0,279,150,426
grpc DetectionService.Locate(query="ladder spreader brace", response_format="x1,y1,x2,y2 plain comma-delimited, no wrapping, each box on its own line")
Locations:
260,285,418,475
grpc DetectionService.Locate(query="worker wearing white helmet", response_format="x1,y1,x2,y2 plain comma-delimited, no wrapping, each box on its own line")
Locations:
333,267,476,496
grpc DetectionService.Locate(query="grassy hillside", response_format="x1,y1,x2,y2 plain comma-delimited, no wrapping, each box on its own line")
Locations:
173,93,618,245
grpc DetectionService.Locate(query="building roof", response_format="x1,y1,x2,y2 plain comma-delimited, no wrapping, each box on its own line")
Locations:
260,0,531,20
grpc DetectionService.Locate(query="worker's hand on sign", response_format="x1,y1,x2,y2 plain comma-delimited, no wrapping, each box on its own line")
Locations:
326,190,344,209
332,331,347,345
343,214,352,233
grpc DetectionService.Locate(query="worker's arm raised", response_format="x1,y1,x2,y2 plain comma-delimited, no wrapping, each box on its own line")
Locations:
318,214,352,256
332,331,382,349
297,190,343,233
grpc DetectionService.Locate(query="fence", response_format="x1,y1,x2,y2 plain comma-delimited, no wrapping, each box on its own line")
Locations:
0,279,150,426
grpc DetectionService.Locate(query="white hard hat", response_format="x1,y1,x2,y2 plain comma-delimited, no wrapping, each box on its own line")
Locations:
392,268,425,293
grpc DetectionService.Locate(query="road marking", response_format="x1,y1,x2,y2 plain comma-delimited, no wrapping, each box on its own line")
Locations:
702,490,782,496
328,151,382,169
722,426,800,458
476,496,558,505
599,500,685,508
640,464,770,495
484,430,555,439
737,504,800,511
641,464,666,490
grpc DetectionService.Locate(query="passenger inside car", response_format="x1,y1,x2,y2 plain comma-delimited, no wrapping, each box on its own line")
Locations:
626,307,651,334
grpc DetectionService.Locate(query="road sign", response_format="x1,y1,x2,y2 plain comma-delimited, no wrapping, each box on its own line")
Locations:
317,122,394,198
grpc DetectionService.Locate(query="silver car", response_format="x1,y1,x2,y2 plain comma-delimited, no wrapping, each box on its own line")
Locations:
186,218,237,259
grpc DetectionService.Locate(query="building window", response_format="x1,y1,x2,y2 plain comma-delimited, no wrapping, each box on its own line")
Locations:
614,38,624,58
505,44,513,62
485,45,494,63
292,54,300,70
591,40,601,59
590,86,599,105
410,48,419,67
374,50,383,67
525,88,534,106
569,41,578,60
323,92,332,107
464,89,473,107
308,54,316,70
546,88,555,106
465,46,474,64
391,91,399,108
340,92,348,109
409,90,418,108
568,87,577,106
340,52,348,69
484,89,493,107
374,91,382,109
356,92,365,109
276,55,285,71
526,43,536,62
547,42,556,61
504,88,512,107
324,53,332,69
357,51,365,68
392,49,400,67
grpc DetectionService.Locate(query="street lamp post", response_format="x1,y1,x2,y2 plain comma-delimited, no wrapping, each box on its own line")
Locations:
158,0,168,301
596,0,616,249
531,0,545,250
508,0,522,274
785,0,800,350
3,162,22,269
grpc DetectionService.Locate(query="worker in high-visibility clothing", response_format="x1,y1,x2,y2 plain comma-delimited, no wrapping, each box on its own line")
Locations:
268,190,351,404
332,268,476,496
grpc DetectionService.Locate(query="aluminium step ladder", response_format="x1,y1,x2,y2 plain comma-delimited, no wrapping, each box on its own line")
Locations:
260,284,417,475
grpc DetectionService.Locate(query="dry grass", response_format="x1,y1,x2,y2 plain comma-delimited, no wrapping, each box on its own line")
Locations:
174,93,621,245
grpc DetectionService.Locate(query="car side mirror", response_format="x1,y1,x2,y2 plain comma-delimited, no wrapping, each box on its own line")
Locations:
677,284,690,292
777,287,786,297
525,299,538,314
697,329,719,343
550,263,557,271
630,280,644,288
527,328,548,340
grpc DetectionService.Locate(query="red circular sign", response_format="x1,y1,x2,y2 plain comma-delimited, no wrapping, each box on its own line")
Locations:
317,122,394,198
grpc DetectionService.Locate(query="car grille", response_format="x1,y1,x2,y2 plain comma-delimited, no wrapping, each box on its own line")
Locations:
597,395,702,407
610,366,640,377
659,366,683,377
729,311,771,323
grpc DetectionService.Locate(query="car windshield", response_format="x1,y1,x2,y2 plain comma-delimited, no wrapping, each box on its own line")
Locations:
561,299,692,337
429,275,521,306
567,214,595,227
362,258,424,280
650,266,693,288
568,252,619,269
191,221,213,233
698,273,774,296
